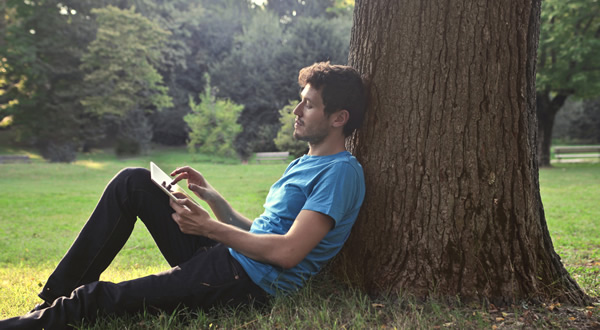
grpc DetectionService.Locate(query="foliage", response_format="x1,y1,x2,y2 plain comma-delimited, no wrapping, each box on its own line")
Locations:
80,6,172,117
79,5,175,155
552,98,585,142
537,0,600,98
327,0,355,16
40,141,78,163
115,109,154,155
211,9,351,158
569,97,600,143
266,0,336,24
147,0,254,146
274,101,308,157
1,0,352,160
136,0,210,146
185,75,243,158
553,97,600,144
0,0,100,162
210,10,286,158
535,0,600,165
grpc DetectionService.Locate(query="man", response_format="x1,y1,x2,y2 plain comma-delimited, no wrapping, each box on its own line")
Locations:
0,62,367,329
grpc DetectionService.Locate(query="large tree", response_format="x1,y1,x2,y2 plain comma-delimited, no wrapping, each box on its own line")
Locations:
536,0,600,166
80,6,172,154
333,0,591,305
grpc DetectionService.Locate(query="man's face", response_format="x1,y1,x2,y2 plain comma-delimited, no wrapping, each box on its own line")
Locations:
293,84,331,145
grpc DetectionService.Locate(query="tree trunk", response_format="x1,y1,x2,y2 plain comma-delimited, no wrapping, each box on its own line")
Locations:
334,0,591,305
536,91,568,167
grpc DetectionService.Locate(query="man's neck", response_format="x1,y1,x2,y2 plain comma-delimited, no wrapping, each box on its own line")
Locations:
307,134,347,156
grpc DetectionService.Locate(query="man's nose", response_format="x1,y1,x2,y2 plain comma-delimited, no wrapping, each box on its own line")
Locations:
293,102,303,116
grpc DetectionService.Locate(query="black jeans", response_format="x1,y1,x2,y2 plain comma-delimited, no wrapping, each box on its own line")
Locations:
0,168,268,330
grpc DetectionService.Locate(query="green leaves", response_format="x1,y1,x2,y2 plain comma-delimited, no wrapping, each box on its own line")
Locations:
185,74,243,158
537,0,600,98
80,6,172,117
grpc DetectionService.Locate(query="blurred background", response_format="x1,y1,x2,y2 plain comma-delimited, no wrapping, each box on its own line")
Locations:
0,0,598,164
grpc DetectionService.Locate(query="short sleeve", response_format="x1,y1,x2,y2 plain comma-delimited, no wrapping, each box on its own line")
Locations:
302,162,362,226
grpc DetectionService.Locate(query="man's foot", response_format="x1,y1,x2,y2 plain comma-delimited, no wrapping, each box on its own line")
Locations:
29,301,50,313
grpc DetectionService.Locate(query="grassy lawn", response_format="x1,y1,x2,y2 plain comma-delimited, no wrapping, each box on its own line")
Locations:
0,147,598,328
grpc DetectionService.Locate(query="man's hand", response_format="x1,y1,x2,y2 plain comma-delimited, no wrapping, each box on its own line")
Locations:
169,194,214,236
169,166,254,230
170,166,219,203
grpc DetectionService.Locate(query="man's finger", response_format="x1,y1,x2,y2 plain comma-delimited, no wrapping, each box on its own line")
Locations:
177,197,205,213
169,172,188,185
169,199,194,219
170,166,192,176
172,191,187,199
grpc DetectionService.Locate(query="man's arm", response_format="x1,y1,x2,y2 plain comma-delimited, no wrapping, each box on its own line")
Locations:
201,193,253,231
170,198,333,269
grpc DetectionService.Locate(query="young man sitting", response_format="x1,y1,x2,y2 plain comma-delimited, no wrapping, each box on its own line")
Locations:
0,62,368,329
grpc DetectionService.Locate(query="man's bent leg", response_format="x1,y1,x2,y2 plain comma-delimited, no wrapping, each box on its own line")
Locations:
2,245,267,330
39,168,215,304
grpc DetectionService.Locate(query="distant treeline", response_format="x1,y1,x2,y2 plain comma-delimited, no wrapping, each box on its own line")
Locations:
0,0,353,161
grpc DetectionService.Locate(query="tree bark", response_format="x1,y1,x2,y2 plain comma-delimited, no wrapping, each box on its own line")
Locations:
536,91,569,167
334,0,591,305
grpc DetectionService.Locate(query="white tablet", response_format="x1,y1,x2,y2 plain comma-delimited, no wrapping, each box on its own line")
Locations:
150,162,199,206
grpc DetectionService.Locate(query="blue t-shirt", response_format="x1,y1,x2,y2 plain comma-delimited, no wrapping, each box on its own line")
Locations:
229,151,365,295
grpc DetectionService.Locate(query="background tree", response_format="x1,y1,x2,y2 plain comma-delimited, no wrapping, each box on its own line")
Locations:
1,0,352,161
185,74,242,158
0,0,99,161
134,0,207,146
266,0,335,24
210,10,287,158
536,0,600,166
80,6,172,154
211,8,351,158
333,0,591,305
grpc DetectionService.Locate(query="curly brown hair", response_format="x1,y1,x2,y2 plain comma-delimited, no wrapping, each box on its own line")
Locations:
298,62,368,137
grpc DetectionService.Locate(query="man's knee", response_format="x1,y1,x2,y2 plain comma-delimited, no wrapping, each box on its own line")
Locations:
113,167,150,187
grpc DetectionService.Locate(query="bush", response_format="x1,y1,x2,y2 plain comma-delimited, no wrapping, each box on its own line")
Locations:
274,101,308,157
40,141,78,163
184,75,242,158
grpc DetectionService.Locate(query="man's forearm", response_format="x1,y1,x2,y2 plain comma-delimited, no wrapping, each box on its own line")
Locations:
203,220,294,268
207,195,253,231
200,209,333,270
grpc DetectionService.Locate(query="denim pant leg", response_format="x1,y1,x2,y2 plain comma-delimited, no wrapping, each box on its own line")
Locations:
39,167,216,303
0,244,269,330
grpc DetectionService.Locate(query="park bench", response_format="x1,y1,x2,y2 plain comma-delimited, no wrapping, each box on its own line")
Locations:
0,154,31,164
255,151,289,163
554,146,600,162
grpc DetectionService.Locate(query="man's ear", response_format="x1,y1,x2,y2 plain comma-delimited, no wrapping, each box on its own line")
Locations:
331,109,349,128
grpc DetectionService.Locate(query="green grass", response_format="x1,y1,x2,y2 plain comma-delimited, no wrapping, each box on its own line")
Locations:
0,147,599,328
540,163,600,298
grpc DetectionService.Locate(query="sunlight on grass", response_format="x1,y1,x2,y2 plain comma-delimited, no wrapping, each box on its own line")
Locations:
74,159,107,170
0,266,53,318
